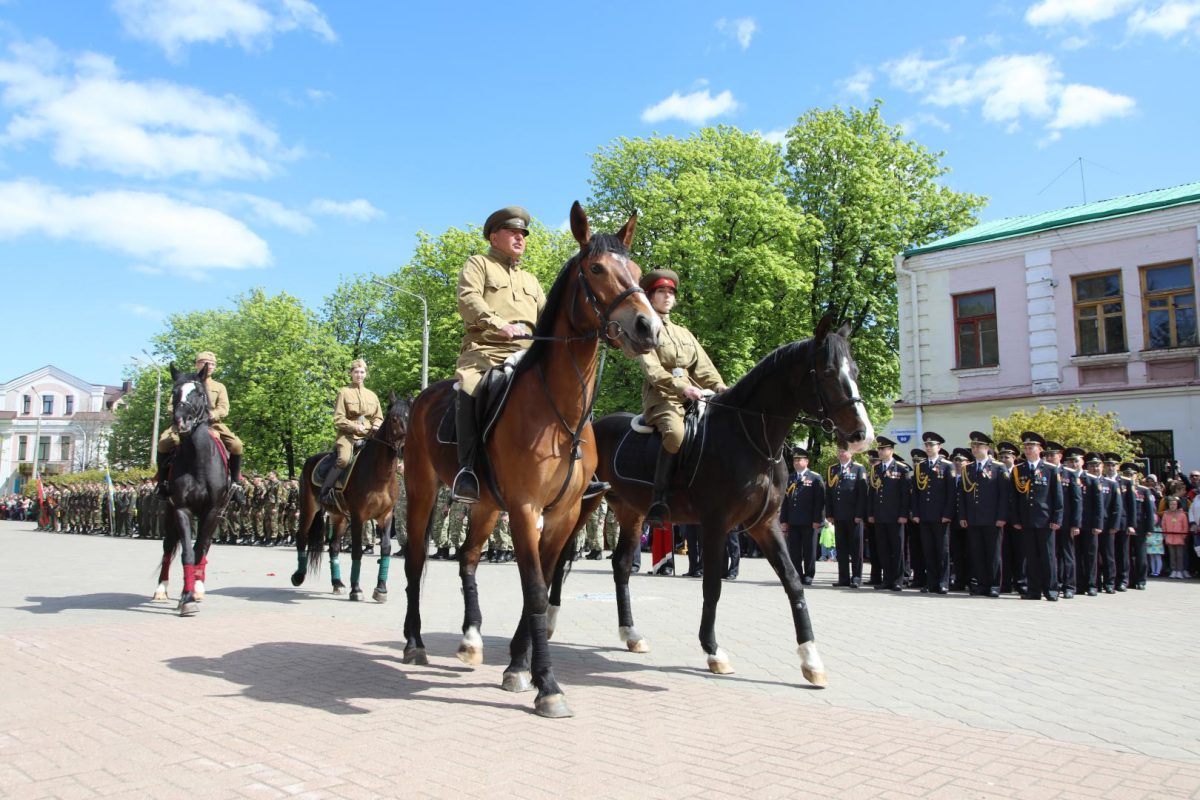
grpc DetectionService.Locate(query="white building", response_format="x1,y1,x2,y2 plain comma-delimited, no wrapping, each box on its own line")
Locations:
1,366,128,493
889,182,1200,476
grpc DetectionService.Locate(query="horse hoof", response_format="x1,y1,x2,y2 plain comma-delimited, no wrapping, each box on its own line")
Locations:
802,666,829,688
626,637,651,653
501,670,534,693
178,601,198,617
290,572,304,587
534,693,573,719
372,588,388,603
349,589,364,602
152,590,169,601
402,648,428,666
193,591,205,602
707,648,734,675
332,586,345,596
456,626,483,666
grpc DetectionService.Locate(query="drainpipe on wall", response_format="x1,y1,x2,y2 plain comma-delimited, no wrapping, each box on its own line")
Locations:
893,254,923,437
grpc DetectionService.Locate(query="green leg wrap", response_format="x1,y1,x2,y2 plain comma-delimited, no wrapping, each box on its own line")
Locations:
297,553,309,573
377,557,390,582
330,556,342,582
351,559,362,585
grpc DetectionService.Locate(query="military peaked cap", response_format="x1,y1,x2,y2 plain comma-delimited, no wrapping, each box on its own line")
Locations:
1119,462,1138,474
922,431,945,445
997,441,1020,456
1103,452,1121,464
482,206,531,239
911,448,927,462
791,447,808,459
969,431,993,446
951,447,971,461
195,351,217,364
640,268,680,293
1020,431,1047,447
1044,440,1064,454
1063,447,1085,459
875,436,897,448
1085,452,1103,464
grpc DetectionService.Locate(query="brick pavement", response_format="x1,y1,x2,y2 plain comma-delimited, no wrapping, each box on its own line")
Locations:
1,520,1198,799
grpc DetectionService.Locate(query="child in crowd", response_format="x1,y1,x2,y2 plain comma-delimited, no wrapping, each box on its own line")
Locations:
1146,513,1165,578
819,520,836,561
1161,495,1190,578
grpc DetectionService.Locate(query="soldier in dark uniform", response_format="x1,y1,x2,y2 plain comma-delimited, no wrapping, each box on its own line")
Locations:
995,440,1026,595
1098,453,1124,593
825,445,867,588
958,432,1010,597
949,448,973,591
1010,432,1064,601
911,432,955,594
1078,452,1109,596
1054,445,1085,598
864,448,882,586
780,448,825,585
907,448,927,589
1115,460,1139,591
867,437,911,592
1129,465,1154,590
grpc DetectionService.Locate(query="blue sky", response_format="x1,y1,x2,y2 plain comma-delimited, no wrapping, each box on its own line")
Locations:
2,0,1197,385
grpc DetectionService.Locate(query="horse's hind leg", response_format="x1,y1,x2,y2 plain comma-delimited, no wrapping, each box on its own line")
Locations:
372,510,394,603
457,505,498,666
699,518,733,673
291,478,319,586
612,508,650,652
193,508,222,601
546,495,603,641
748,518,827,688
329,517,347,595
154,530,175,601
349,517,365,602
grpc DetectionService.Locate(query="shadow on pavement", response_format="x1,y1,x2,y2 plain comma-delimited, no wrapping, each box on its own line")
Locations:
17,592,174,615
207,586,312,605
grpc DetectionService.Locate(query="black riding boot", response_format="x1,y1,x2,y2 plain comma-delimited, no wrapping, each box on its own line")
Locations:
228,453,241,484
644,448,678,529
154,451,172,497
452,390,480,503
583,474,611,499
320,464,345,506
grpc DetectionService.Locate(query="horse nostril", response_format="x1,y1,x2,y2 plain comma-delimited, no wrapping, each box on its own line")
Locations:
848,431,866,443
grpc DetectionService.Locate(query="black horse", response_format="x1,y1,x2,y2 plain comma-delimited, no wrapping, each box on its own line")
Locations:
152,362,234,616
550,315,873,686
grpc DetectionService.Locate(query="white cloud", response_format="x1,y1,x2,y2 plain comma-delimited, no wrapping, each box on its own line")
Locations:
121,302,164,320
1049,83,1136,127
926,53,1060,123
641,88,739,125
1025,0,1139,26
883,52,953,93
756,129,788,146
1060,34,1091,48
1127,1,1200,36
0,42,291,180
897,113,951,135
113,0,336,59
839,67,874,100
214,191,312,232
0,180,271,277
309,197,383,222
716,17,756,49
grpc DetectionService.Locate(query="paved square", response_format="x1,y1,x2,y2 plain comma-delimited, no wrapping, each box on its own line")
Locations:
1,520,1197,799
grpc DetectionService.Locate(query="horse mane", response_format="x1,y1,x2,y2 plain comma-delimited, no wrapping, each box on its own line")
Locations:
512,233,629,380
720,330,850,407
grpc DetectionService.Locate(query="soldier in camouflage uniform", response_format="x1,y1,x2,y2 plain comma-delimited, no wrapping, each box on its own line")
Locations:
249,476,266,544
389,462,407,555
284,479,299,546
584,499,608,559
487,511,513,562
262,472,281,545
428,486,453,559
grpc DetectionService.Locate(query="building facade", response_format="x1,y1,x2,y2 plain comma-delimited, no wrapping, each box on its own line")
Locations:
1,366,128,493
889,183,1200,476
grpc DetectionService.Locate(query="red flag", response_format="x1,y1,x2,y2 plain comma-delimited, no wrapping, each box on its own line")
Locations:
650,522,674,575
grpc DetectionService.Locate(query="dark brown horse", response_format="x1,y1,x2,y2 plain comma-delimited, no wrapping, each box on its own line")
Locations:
549,316,873,686
401,201,660,718
291,393,410,601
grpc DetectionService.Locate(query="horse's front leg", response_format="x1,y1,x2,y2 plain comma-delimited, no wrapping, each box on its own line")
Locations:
699,517,734,673
349,516,365,602
402,483,438,665
747,517,827,688
612,509,650,652
373,509,394,603
175,508,199,617
457,505,498,666
328,516,347,595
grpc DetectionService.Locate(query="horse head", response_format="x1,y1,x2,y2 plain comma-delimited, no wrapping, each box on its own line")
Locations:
568,201,661,357
380,391,411,454
810,314,874,453
170,361,212,436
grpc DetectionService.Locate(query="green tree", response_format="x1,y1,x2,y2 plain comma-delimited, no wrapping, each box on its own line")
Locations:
782,102,987,455
991,403,1139,459
107,363,170,470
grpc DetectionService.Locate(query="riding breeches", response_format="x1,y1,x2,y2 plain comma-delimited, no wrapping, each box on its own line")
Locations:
158,422,244,455
334,434,364,468
648,407,685,454
454,340,528,396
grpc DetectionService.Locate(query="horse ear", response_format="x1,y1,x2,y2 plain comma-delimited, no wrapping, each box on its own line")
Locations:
197,362,212,382
388,390,397,405
813,313,835,342
836,321,852,339
569,200,591,247
169,362,179,380
616,209,638,249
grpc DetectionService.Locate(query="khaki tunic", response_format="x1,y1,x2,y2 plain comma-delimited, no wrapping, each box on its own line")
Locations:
454,247,546,395
158,377,243,455
333,386,384,467
639,315,725,453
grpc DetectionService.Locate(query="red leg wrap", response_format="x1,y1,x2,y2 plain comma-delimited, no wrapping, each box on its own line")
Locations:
196,558,208,583
183,565,196,593
158,554,172,583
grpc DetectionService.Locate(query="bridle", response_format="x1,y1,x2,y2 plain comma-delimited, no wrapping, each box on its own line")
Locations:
174,377,211,435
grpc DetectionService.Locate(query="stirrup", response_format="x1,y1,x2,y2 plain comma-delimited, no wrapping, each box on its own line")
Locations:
582,478,611,500
645,501,669,529
451,468,480,503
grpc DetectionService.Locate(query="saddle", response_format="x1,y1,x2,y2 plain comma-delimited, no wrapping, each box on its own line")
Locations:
612,399,710,488
166,429,229,481
438,351,525,448
309,439,367,512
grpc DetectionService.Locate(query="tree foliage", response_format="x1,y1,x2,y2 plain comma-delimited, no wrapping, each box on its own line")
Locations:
991,403,1139,459
107,363,170,470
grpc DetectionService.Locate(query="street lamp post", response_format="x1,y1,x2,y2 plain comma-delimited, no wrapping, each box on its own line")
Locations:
29,385,43,484
372,277,429,390
140,350,163,469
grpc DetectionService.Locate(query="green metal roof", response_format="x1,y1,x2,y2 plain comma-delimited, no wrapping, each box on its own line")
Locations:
905,181,1200,257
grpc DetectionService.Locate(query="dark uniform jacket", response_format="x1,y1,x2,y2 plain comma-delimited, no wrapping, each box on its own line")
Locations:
1081,473,1109,532
1011,460,1064,529
1134,486,1156,533
1059,467,1084,531
958,458,1011,526
825,461,867,521
1119,476,1138,532
911,457,956,522
1102,476,1124,532
780,469,826,527
868,459,912,523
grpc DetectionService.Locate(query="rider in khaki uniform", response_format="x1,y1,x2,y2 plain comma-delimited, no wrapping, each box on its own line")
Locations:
156,351,243,494
638,268,726,527
322,358,384,505
452,206,546,502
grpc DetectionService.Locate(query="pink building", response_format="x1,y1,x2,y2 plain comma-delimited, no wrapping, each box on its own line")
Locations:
1,366,128,493
890,182,1200,475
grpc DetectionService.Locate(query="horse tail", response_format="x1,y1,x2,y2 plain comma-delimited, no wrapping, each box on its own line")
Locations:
305,510,326,578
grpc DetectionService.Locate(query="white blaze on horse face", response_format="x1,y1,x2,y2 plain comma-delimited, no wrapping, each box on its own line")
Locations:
179,381,197,406
839,358,873,451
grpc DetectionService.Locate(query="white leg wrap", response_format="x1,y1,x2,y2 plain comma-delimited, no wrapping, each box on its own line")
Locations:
456,625,484,666
798,641,829,687
194,580,206,600
707,647,734,674
153,582,169,601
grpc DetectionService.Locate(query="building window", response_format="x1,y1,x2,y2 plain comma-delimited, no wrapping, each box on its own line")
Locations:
1142,262,1197,349
65,396,74,415
1073,271,1126,355
42,395,53,415
59,436,72,462
37,436,50,462
22,395,30,415
18,436,27,461
954,290,998,368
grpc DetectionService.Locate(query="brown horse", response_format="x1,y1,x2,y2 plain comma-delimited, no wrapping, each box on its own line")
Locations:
548,317,873,687
401,201,660,718
291,393,410,601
